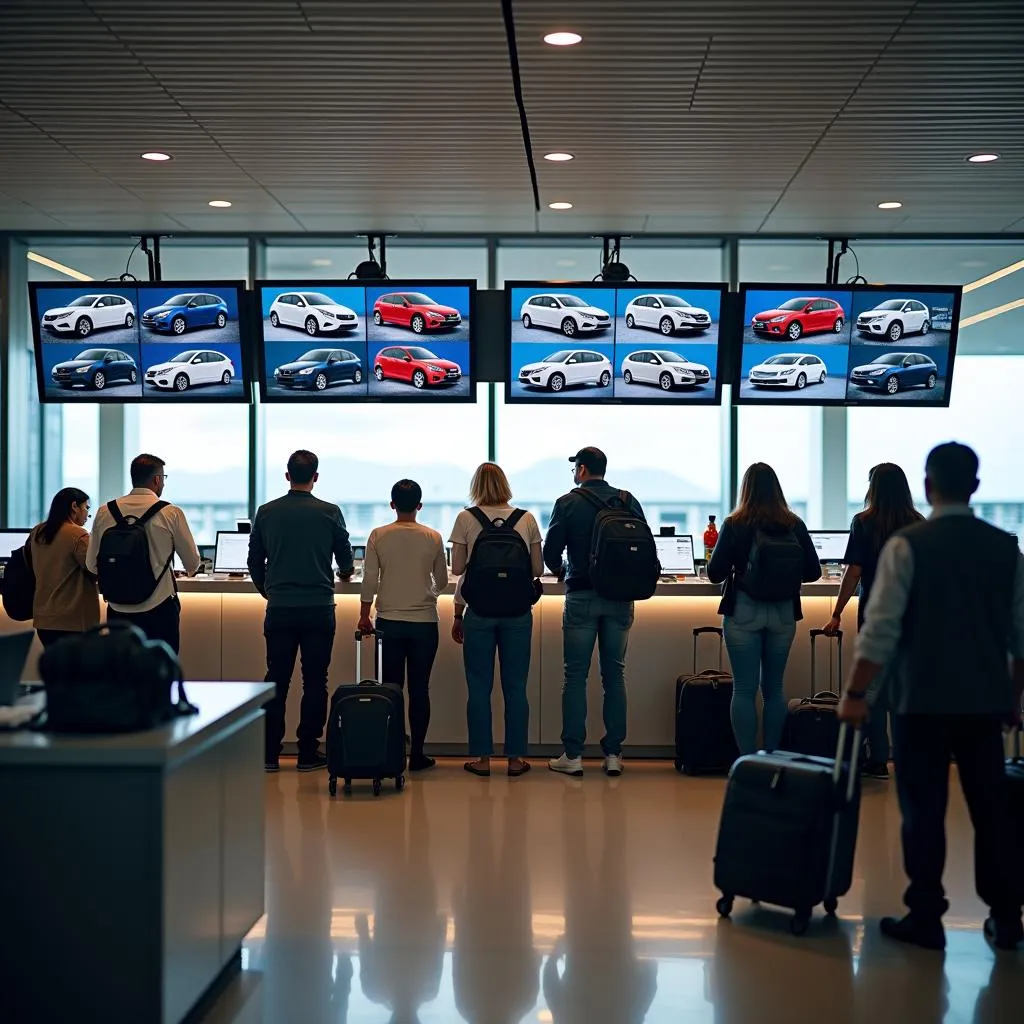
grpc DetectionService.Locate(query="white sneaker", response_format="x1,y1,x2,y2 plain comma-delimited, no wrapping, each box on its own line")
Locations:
604,754,623,777
548,753,584,777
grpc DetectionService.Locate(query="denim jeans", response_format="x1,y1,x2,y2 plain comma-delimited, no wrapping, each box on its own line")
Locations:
561,590,634,757
722,591,796,755
462,609,533,757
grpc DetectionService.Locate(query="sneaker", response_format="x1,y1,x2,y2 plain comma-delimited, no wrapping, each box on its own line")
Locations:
984,915,1024,951
880,914,946,951
862,761,890,780
604,754,623,777
296,753,328,773
264,759,280,773
548,753,584,777
409,755,437,772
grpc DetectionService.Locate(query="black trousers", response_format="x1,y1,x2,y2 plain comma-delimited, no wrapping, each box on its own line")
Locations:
376,618,439,759
36,628,78,649
893,713,1020,922
107,596,181,653
263,604,336,761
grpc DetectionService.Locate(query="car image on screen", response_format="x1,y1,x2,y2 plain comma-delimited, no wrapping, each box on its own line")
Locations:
142,293,229,335
518,349,613,392
623,294,711,335
373,346,461,389
372,292,461,333
849,351,938,394
269,292,360,336
748,353,828,389
274,349,363,391
41,294,136,337
620,350,711,390
144,350,234,392
51,348,138,390
855,299,931,342
751,297,845,341
519,294,612,337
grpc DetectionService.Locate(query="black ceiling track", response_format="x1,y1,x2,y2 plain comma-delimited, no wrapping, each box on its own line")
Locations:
501,0,541,213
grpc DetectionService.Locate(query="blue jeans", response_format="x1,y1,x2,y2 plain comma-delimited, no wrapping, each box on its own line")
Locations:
462,609,533,757
562,591,634,757
722,592,796,755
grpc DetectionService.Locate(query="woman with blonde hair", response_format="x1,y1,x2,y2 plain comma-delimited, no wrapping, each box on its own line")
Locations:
449,463,544,777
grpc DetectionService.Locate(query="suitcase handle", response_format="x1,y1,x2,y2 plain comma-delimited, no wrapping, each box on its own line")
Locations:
693,625,724,672
355,629,383,685
693,626,723,637
832,722,862,803
809,628,843,696
810,628,843,641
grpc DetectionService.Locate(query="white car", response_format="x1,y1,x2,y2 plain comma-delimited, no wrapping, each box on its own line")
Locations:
518,349,612,392
621,350,711,390
519,293,612,336
856,299,931,342
40,293,135,337
748,353,827,390
624,294,712,335
145,350,235,392
268,291,360,336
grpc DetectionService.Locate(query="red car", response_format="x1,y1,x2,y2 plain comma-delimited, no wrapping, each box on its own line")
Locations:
374,346,462,389
751,297,845,341
372,291,462,333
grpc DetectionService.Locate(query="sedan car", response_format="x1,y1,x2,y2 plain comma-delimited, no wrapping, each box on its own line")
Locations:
855,299,931,342
145,350,234,392
273,349,363,391
518,349,612,392
269,292,360,335
51,348,138,391
142,293,229,335
620,350,711,390
748,353,827,389
624,294,711,334
519,294,612,337
41,294,135,337
374,346,461,388
372,292,462,333
849,352,938,395
751,297,845,340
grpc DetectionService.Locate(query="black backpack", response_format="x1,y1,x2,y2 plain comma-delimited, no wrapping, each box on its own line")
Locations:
97,500,172,605
460,507,537,618
739,525,805,602
575,488,660,602
1,541,35,622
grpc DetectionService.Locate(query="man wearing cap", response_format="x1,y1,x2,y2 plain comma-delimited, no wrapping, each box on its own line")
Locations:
543,447,647,777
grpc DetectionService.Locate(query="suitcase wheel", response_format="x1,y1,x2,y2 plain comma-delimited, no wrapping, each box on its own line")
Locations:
674,758,683,773
790,911,811,936
343,779,352,796
328,776,337,797
716,895,734,919
372,778,382,797
395,774,406,792
823,897,838,916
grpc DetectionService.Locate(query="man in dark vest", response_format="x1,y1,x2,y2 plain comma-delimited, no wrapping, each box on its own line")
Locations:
839,442,1024,952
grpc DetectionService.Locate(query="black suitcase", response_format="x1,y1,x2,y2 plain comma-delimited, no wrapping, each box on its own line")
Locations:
327,630,407,797
781,628,842,758
713,722,862,935
675,626,739,775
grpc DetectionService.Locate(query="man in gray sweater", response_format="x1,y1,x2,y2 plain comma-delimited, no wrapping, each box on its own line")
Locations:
249,450,353,772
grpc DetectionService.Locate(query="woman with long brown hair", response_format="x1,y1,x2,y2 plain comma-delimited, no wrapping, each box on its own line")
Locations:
707,463,822,755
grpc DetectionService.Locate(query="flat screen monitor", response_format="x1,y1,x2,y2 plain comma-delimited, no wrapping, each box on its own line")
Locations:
809,531,850,562
0,530,30,560
505,282,726,405
214,531,250,574
256,280,476,403
655,534,696,575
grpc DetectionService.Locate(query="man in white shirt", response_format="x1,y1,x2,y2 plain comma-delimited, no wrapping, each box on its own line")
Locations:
87,453,202,653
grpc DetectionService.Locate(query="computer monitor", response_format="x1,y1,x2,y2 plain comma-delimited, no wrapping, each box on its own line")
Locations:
809,531,850,562
0,530,30,560
214,531,250,574
654,534,696,575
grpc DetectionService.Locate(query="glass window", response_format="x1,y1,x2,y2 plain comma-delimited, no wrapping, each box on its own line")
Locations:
265,241,487,282
737,406,816,524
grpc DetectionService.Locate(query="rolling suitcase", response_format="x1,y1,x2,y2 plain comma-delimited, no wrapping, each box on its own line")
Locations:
781,628,842,758
675,626,739,775
713,722,862,935
327,630,406,797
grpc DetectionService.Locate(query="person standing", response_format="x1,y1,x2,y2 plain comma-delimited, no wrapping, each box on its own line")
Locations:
86,454,201,653
450,462,543,778
706,463,822,756
838,442,1024,952
543,447,646,778
30,487,100,648
358,479,448,773
248,450,354,773
822,463,924,779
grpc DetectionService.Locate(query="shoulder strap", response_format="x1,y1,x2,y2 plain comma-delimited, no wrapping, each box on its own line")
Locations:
467,506,495,532
505,508,527,530
617,489,633,509
135,500,170,528
107,500,126,526
573,487,609,512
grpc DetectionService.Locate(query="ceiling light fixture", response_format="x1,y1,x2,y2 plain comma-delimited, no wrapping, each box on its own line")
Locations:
208,199,232,208
877,201,902,210
967,153,999,163
544,152,574,162
959,296,1024,329
26,251,93,281
548,201,573,210
544,31,582,46
141,151,171,162
963,256,1024,292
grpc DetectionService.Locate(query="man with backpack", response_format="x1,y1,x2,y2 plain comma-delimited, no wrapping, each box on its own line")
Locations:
86,453,201,653
543,447,657,777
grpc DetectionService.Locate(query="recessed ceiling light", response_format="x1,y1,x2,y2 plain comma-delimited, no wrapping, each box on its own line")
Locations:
544,152,575,162
877,201,902,210
548,201,573,210
141,151,171,162
967,152,999,163
544,31,582,46
311,258,332,267
208,199,232,208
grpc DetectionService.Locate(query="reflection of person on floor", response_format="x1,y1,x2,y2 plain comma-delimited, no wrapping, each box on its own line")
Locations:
453,789,540,1023
543,785,657,1023
356,784,447,1024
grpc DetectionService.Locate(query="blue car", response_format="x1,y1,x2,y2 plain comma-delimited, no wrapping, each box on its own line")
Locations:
849,351,938,395
273,348,363,391
50,348,138,391
142,292,229,335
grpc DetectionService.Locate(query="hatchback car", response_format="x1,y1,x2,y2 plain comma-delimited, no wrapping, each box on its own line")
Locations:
518,349,612,392
751,297,845,340
41,294,135,337
372,293,462,333
620,350,711,390
142,293,229,335
273,349,363,391
849,352,938,395
748,353,827,389
269,292,360,336
374,346,461,388
145,350,234,392
624,294,712,335
519,294,612,337
855,299,931,342
51,348,138,391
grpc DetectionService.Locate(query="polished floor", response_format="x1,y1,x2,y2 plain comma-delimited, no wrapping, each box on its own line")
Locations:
204,760,1022,1024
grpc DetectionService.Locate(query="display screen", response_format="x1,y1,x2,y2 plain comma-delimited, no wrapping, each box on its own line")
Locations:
214,532,250,573
505,282,725,404
257,280,475,402
808,531,850,562
0,530,30,560
654,534,696,575
30,281,249,403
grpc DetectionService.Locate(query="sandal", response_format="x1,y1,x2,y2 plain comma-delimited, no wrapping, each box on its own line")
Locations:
464,760,490,777
507,759,532,777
